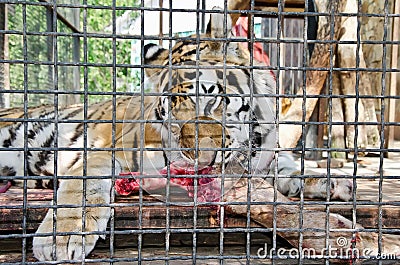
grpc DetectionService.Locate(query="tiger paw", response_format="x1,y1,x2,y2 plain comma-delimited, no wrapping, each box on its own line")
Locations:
329,178,353,201
304,177,353,201
32,206,109,261
32,231,100,261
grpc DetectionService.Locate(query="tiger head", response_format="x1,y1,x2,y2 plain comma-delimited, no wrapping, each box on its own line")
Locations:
143,8,276,172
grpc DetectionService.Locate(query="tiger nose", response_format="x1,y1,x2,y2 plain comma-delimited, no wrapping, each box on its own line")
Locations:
179,116,228,166
198,137,217,167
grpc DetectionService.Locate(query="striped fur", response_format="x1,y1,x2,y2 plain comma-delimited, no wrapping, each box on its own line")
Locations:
0,97,162,189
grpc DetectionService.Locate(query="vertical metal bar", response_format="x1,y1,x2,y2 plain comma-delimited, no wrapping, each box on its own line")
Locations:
138,0,145,263
72,36,80,98
314,2,326,162
326,2,332,263
219,3,229,263
2,2,9,108
21,2,28,263
324,1,337,263
350,1,363,262
0,3,6,107
158,0,163,46
52,0,61,260
191,0,198,261
272,0,284,264
219,2,227,263
201,0,205,33
378,1,390,262
246,0,256,264
110,0,117,262
219,1,229,264
81,0,89,260
325,0,333,262
297,0,309,264
165,2,173,264
289,21,294,95
278,15,285,106
46,7,54,92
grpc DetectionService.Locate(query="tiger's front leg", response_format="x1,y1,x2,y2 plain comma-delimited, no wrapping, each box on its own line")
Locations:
32,153,118,261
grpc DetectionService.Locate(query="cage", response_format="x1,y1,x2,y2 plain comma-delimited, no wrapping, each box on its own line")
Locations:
0,0,399,264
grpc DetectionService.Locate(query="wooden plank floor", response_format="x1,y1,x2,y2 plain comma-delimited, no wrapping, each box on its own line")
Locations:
1,176,400,231
1,154,399,263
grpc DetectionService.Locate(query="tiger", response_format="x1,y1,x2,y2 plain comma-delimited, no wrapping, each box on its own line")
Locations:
0,9,352,261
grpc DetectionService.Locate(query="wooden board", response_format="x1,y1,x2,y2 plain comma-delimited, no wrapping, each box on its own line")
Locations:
1,175,400,232
238,0,307,13
255,0,305,10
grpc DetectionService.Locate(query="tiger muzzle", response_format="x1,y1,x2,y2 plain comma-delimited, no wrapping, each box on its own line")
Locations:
179,116,229,168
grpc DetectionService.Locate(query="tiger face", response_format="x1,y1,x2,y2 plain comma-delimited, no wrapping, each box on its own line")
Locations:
143,11,277,174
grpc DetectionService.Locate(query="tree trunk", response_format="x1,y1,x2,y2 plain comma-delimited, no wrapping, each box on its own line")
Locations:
337,0,381,153
361,0,394,111
279,0,381,150
339,81,367,152
331,68,346,159
279,0,342,148
359,69,380,147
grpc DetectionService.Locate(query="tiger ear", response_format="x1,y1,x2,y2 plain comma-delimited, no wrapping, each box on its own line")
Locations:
206,7,233,39
143,43,168,77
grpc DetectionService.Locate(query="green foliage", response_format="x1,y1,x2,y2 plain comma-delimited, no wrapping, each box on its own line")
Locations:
7,4,54,106
6,0,139,106
83,0,139,103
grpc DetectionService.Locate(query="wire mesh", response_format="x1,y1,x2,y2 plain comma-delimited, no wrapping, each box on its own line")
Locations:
0,0,399,264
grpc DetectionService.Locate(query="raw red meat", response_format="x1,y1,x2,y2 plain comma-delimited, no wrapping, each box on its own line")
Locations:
0,181,12,193
116,163,221,203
